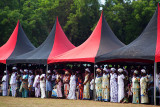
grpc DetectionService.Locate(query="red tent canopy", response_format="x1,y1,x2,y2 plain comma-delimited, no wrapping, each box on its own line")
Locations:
48,11,125,64
0,20,35,64
8,17,75,64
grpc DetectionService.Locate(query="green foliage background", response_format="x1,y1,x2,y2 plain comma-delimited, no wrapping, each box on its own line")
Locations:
0,0,159,47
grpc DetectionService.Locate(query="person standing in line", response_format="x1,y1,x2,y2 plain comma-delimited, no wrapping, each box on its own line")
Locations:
140,69,149,104
131,70,140,104
16,69,22,97
40,71,46,99
56,71,63,98
22,69,29,98
102,67,110,102
95,68,102,101
90,74,94,100
110,68,118,103
83,68,90,100
118,68,125,102
63,70,70,98
28,70,34,97
33,70,40,98
10,67,17,97
78,75,83,100
67,71,76,99
46,70,52,98
2,70,9,96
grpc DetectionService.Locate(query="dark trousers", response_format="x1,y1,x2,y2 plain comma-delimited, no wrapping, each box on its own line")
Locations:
90,89,93,100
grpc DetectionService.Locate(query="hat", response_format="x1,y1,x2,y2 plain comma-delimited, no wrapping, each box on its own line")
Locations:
111,68,116,72
47,70,51,74
4,70,7,73
12,67,17,70
118,68,123,73
96,68,102,73
24,69,28,73
141,69,146,73
85,68,90,72
94,65,98,68
65,70,70,75
104,64,108,68
29,70,33,74
134,70,138,74
20,69,23,73
103,67,109,72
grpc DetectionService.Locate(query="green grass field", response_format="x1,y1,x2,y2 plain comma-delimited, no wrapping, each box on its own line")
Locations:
0,96,156,107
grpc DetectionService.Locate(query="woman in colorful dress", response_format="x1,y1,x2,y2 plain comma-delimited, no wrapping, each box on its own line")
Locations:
83,68,90,100
102,67,110,102
22,69,29,98
28,70,34,97
78,74,83,100
118,68,125,102
56,71,63,98
68,71,76,99
110,68,118,102
95,68,102,101
140,69,149,104
131,70,140,104
63,70,70,98
46,70,52,98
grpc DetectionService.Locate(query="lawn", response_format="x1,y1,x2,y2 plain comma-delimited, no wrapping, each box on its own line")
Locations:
0,96,156,107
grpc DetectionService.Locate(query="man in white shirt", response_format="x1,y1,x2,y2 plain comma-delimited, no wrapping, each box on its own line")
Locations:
40,71,46,99
10,67,17,97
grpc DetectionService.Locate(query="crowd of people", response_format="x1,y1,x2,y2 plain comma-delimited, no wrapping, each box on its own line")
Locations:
1,64,160,105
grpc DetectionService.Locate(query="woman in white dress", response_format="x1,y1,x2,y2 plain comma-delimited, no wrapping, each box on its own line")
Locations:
2,70,8,96
33,70,40,98
110,68,118,103
40,73,46,99
67,71,76,99
117,68,125,102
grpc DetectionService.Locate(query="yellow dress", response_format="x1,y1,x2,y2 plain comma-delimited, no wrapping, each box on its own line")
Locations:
102,74,110,101
140,76,149,103
95,76,102,101
83,74,90,99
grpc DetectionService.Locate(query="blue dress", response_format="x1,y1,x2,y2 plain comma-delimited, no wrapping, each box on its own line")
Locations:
46,75,52,91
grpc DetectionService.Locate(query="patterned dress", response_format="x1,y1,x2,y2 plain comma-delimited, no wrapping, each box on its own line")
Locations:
110,73,118,102
56,75,62,98
95,76,102,101
22,74,28,98
140,76,149,104
102,73,110,101
63,75,70,98
46,75,52,91
132,76,140,104
83,74,90,100
78,78,83,100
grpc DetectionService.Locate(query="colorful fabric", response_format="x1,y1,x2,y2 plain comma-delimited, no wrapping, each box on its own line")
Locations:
140,76,149,103
110,73,118,102
132,77,140,104
95,76,102,101
63,75,70,97
102,74,110,101
78,79,83,100
83,74,90,100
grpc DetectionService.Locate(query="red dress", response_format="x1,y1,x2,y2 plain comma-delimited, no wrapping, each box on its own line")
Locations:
78,78,83,100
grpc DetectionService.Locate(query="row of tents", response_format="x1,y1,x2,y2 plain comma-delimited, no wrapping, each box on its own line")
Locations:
0,3,160,105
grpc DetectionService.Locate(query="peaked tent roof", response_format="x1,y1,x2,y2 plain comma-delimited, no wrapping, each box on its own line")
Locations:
0,20,35,64
8,17,75,64
96,4,160,63
48,11,125,64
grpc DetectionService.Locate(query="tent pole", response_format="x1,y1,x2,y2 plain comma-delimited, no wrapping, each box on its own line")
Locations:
46,64,48,74
93,63,96,101
6,64,7,74
154,62,157,105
